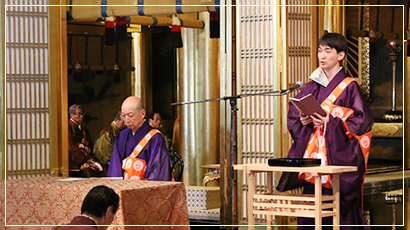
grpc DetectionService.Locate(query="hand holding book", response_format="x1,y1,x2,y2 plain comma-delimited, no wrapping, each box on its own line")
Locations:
289,94,327,117
310,111,329,127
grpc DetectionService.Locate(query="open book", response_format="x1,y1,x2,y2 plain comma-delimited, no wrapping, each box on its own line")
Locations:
289,94,327,117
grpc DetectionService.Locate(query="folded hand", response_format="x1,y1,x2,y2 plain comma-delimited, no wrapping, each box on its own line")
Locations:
310,111,329,127
300,113,312,126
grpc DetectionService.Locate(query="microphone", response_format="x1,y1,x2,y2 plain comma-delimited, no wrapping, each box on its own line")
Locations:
286,81,303,93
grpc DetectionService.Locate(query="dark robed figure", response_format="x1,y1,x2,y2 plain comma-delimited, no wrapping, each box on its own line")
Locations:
282,33,373,229
68,104,100,177
52,185,120,230
94,111,125,175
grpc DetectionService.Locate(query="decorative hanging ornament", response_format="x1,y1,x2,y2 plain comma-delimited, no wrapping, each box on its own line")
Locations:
210,12,220,38
113,63,120,82
369,29,376,43
73,61,82,81
116,16,128,42
407,30,410,57
75,62,81,73
105,16,115,46
171,15,183,48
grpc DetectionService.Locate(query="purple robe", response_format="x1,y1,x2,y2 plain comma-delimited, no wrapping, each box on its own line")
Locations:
286,68,373,229
107,120,172,181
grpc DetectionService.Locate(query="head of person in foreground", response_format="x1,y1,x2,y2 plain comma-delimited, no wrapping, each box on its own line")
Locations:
81,185,120,229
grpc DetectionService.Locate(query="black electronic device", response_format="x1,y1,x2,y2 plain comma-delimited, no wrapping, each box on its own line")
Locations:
268,158,321,167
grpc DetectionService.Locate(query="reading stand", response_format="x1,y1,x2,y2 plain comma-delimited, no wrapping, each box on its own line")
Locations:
233,164,357,230
172,88,291,227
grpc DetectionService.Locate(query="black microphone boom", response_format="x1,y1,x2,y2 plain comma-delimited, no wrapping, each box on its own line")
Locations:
171,82,304,106
286,81,303,93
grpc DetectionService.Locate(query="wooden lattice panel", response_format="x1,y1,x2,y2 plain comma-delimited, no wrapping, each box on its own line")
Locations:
5,0,50,178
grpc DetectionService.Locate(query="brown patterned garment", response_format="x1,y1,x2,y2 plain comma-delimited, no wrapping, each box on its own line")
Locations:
68,120,94,170
52,215,98,230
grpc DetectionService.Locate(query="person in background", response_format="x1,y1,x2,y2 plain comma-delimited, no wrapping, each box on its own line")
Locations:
94,111,126,176
279,33,373,229
148,112,162,129
68,104,101,177
107,96,172,181
148,112,174,149
52,185,120,230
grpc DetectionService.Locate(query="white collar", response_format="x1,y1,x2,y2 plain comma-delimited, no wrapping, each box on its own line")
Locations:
79,214,97,224
309,67,342,87
70,118,82,130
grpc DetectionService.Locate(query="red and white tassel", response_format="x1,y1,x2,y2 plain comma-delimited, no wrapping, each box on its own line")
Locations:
73,62,82,81
105,16,115,46
407,30,410,57
113,63,120,82
75,62,81,73
369,29,376,43
116,16,128,42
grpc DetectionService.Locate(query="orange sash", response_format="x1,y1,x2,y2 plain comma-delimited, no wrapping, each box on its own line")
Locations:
122,129,161,180
299,78,372,189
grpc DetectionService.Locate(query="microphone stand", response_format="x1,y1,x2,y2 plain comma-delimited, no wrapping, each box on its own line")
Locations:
171,89,289,106
172,88,290,228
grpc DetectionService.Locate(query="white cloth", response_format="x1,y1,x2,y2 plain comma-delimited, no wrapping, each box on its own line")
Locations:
309,67,343,87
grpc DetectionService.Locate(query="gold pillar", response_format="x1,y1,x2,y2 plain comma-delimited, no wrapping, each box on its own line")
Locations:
323,0,345,34
404,43,410,230
403,10,410,230
177,12,220,186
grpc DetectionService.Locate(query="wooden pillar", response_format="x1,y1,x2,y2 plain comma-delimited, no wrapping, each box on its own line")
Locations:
48,0,68,177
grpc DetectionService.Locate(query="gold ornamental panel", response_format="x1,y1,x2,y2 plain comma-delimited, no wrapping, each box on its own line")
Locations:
372,122,403,138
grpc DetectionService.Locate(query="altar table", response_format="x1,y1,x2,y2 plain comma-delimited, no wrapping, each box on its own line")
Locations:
234,164,357,230
0,176,190,229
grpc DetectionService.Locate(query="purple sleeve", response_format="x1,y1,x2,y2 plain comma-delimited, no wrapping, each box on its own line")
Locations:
107,137,123,177
287,84,316,158
144,134,172,181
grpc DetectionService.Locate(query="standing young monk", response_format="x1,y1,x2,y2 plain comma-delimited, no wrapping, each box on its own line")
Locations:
283,33,373,229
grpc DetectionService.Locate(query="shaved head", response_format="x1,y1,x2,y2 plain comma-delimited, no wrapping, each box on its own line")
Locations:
121,96,146,132
122,96,143,111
